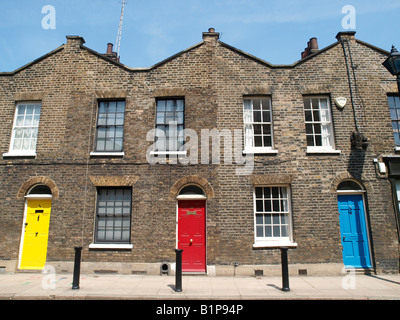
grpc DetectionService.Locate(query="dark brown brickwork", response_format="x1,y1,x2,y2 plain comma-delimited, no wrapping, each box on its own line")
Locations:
0,30,399,274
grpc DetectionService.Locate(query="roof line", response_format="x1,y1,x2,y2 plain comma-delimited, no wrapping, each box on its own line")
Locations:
128,41,206,71
219,40,343,68
0,34,391,76
0,45,64,75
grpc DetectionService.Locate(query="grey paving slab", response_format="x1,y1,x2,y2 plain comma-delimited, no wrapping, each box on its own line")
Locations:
0,273,399,300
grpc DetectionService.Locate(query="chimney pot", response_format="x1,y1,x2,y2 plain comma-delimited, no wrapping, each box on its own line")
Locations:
107,43,114,54
208,28,215,33
309,37,318,51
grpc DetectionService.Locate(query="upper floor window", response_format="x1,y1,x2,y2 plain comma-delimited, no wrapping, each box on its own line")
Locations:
303,96,336,152
155,98,184,152
7,102,41,156
95,101,125,153
243,97,276,153
388,95,400,146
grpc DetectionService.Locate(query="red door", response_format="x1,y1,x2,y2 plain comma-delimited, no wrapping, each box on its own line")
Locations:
178,200,206,272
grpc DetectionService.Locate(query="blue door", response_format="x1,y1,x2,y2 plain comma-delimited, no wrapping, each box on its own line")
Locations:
338,194,372,268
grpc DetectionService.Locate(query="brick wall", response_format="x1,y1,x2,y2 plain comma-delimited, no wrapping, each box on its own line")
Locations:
0,30,398,274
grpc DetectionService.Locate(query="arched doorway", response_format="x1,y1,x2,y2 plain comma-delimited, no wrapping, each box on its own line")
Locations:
337,180,372,269
177,185,207,273
18,184,53,270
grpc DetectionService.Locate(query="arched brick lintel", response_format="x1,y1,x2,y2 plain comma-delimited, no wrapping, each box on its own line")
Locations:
331,171,372,193
169,175,214,200
17,176,59,200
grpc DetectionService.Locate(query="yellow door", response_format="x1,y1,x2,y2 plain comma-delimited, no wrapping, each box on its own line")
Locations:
19,199,52,270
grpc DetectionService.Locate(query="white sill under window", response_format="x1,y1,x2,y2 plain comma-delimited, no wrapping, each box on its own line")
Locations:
89,243,133,249
253,240,298,249
306,146,341,154
90,151,124,157
3,151,37,158
149,151,187,156
243,147,278,155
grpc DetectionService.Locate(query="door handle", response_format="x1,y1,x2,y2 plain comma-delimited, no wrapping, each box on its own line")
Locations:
343,236,346,240
190,239,193,245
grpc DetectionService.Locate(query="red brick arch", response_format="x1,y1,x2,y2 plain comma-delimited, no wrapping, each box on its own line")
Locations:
17,176,59,199
169,175,214,200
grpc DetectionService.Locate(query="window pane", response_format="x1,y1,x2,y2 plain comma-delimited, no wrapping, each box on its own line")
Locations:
253,111,262,122
307,135,314,146
265,200,272,212
117,101,125,113
108,102,117,113
97,140,105,151
176,99,184,111
253,99,261,110
265,226,272,237
255,187,262,198
261,99,270,110
26,105,34,115
254,136,263,147
253,124,262,135
305,110,313,122
256,200,263,212
256,226,264,237
263,187,271,198
273,226,280,237
281,225,288,237
105,139,115,151
303,98,311,110
166,100,174,111
315,135,322,146
263,136,272,147
115,113,124,125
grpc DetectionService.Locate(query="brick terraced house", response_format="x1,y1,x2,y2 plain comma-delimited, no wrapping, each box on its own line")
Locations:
0,29,399,276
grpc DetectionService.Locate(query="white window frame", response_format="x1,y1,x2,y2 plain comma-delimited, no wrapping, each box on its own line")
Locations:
3,102,41,157
303,96,340,154
152,98,185,154
93,187,132,245
388,95,400,150
243,97,278,154
91,100,126,156
252,185,297,248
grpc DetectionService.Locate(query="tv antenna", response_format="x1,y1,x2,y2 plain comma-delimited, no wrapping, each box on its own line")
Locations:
115,0,126,58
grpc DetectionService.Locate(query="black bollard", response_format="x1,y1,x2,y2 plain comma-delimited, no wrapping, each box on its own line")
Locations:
174,249,183,292
72,246,83,290
280,247,290,292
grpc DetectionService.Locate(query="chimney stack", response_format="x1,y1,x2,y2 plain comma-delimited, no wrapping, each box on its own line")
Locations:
202,27,220,41
103,42,120,62
301,37,319,59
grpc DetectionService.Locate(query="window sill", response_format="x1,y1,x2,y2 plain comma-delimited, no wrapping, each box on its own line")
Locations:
89,243,133,250
90,152,124,157
306,147,341,154
395,146,400,152
253,241,298,249
150,151,187,156
3,151,37,158
243,148,278,155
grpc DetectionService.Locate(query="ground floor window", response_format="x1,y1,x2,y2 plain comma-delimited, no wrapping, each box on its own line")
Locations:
254,186,292,244
95,188,132,244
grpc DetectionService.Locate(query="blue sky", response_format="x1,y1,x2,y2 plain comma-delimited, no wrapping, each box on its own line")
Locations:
1,0,400,71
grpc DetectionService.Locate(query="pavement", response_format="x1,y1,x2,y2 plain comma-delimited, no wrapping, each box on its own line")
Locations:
0,272,400,301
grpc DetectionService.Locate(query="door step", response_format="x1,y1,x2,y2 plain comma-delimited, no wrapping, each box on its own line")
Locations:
183,272,207,276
